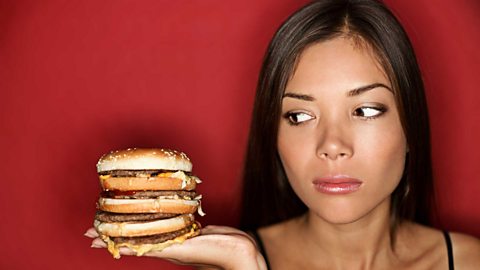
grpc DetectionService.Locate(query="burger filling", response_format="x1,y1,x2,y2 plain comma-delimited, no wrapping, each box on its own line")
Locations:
95,211,179,222
101,222,200,259
99,169,192,178
109,223,194,245
100,190,197,199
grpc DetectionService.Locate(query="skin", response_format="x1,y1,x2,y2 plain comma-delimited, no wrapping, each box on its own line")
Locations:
278,37,407,226
260,37,480,269
85,37,480,269
85,226,266,270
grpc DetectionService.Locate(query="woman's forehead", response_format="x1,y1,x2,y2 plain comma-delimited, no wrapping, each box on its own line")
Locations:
286,37,391,96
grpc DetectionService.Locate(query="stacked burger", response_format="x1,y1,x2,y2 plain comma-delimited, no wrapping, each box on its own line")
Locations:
93,148,204,258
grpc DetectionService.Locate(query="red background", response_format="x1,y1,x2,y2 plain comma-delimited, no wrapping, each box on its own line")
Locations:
1,0,479,269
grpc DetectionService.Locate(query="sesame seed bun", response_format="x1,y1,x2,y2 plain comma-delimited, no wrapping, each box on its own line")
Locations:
96,148,192,172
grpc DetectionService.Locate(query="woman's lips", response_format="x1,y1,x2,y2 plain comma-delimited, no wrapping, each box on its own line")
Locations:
312,176,363,195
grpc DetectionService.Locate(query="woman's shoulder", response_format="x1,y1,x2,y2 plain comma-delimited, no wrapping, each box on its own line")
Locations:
402,222,480,268
449,231,480,268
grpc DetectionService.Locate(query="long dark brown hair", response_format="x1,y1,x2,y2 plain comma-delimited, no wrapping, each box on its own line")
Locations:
240,0,434,235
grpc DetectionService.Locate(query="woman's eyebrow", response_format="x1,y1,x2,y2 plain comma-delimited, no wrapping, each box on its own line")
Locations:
283,83,391,101
346,83,392,97
282,92,315,101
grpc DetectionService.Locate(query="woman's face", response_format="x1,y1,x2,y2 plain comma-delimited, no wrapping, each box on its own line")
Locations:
277,37,407,224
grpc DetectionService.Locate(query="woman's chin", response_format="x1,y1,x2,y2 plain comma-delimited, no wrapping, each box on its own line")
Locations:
306,202,373,225
307,198,389,226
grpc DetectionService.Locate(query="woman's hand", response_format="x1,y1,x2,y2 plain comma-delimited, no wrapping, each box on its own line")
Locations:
85,225,267,270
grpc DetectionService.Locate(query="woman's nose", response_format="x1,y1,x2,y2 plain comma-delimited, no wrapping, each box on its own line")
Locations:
315,121,353,160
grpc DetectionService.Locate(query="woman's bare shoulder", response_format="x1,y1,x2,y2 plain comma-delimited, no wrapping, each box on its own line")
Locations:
449,231,480,268
397,223,447,268
400,222,445,249
401,223,480,268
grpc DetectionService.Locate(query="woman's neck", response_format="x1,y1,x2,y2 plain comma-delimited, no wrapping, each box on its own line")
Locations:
297,198,400,269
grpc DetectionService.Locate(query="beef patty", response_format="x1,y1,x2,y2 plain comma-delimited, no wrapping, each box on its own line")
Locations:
95,211,178,222
110,223,196,245
101,190,197,199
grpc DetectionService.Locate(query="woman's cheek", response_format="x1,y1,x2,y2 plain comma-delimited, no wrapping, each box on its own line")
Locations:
277,126,315,182
357,124,407,190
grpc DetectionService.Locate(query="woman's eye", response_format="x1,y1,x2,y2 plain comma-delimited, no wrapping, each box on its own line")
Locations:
353,106,386,119
284,112,314,125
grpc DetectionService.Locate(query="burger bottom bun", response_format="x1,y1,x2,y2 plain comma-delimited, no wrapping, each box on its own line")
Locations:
100,176,196,191
98,197,199,214
94,213,195,237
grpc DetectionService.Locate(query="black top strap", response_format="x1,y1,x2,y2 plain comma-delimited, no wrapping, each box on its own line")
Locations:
443,231,455,270
250,230,271,270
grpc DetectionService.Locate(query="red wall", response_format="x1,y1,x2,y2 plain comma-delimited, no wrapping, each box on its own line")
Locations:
0,0,478,269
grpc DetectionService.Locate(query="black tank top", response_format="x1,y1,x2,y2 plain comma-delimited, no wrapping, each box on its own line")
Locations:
251,230,455,270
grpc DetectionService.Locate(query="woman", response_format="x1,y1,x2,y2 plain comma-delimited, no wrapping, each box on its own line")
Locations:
86,0,480,269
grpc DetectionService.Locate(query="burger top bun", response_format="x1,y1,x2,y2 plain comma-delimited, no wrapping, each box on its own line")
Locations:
97,148,192,173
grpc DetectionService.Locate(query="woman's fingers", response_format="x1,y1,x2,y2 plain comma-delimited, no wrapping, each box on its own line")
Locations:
90,238,107,248
88,236,224,269
84,227,98,238
85,227,106,249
